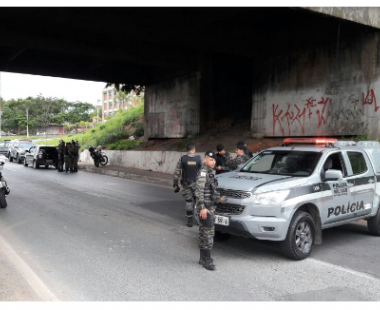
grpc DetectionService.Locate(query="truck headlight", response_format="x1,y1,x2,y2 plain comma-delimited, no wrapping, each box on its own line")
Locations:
252,190,290,205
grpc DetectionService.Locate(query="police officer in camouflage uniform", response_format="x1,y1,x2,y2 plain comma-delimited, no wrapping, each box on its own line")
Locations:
71,140,79,172
237,140,253,158
195,151,220,271
216,145,250,172
173,143,202,227
57,140,65,172
64,142,72,173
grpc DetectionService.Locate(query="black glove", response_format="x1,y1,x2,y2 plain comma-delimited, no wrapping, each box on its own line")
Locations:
173,180,180,193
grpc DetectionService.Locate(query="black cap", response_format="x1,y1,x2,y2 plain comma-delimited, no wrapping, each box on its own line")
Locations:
216,144,224,152
236,145,247,151
205,151,217,160
237,140,246,147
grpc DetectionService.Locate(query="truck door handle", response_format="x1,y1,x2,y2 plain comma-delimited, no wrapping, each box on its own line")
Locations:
368,179,375,184
347,182,354,187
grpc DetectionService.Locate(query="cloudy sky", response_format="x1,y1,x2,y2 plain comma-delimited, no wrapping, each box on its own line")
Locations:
0,72,105,105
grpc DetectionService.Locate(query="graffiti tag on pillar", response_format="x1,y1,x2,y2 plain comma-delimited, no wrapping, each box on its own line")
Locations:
272,104,285,136
272,97,331,135
316,97,332,128
362,89,379,112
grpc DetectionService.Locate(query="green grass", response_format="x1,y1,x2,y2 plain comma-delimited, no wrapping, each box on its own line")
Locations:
36,103,144,151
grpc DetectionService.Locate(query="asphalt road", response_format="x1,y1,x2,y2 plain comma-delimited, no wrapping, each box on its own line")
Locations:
1,162,380,301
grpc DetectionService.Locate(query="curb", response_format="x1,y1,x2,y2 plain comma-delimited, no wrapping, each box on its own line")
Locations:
78,165,172,187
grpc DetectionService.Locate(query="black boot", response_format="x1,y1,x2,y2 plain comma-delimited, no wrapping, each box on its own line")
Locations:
186,211,193,227
202,250,216,271
199,249,206,265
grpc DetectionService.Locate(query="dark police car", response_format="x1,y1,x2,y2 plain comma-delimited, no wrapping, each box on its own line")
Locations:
23,145,58,169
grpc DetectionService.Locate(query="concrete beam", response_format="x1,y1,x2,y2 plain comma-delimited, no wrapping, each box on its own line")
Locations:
304,7,380,29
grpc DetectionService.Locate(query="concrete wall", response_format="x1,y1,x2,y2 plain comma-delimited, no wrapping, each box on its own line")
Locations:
305,7,380,30
80,150,236,174
145,72,201,138
251,31,380,138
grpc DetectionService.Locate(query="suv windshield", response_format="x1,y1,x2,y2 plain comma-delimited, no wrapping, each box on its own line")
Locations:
241,150,322,177
19,142,34,149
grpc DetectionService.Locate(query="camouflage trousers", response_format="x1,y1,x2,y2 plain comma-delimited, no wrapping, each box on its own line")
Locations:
181,182,196,216
198,205,215,250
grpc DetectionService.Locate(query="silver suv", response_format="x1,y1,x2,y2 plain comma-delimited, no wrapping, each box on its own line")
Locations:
215,139,380,260
9,139,36,164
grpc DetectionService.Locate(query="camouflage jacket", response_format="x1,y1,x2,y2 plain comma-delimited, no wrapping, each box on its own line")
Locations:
221,154,250,171
195,163,220,208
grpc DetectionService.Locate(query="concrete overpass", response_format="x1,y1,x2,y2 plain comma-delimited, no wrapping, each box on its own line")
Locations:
1,7,380,138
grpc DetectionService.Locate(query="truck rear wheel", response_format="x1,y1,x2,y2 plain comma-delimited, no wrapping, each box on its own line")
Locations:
367,207,380,236
281,211,315,260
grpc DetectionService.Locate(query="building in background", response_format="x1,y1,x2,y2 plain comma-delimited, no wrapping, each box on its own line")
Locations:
102,84,141,122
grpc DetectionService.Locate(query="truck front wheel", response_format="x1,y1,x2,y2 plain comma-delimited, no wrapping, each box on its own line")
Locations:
367,207,380,236
281,211,315,260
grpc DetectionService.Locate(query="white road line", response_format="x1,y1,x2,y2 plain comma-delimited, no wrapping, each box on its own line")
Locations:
309,258,380,282
5,168,16,172
0,235,59,301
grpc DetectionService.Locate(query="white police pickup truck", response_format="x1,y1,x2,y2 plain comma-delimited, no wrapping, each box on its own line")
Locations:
214,138,380,260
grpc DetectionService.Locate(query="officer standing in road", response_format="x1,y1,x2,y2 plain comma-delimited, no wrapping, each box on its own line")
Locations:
215,144,231,175
216,144,250,172
64,142,72,173
173,143,202,227
195,151,220,271
57,140,65,172
71,140,79,173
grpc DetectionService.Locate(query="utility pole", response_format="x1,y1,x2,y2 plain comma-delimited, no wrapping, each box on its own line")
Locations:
26,106,29,137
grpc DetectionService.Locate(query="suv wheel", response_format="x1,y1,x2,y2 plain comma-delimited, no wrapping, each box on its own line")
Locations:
23,158,28,167
281,211,315,260
33,160,39,169
367,206,380,236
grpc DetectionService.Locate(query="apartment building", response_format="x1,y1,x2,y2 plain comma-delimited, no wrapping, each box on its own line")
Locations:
101,84,140,121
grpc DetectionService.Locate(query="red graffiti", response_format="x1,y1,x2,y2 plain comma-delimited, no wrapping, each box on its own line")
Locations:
272,97,332,135
291,104,307,134
362,89,379,112
273,104,285,136
316,97,332,128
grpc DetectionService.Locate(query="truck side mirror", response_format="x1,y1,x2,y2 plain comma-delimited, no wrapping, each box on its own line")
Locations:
324,169,343,181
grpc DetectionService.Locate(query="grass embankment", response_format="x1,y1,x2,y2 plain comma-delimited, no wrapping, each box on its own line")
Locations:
36,103,144,151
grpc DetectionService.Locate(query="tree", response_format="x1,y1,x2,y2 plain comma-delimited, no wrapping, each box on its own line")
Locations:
105,83,145,96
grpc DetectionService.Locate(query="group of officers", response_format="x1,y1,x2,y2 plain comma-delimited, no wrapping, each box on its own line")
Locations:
57,140,80,173
172,141,253,271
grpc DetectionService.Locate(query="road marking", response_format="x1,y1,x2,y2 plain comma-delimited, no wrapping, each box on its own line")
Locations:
5,168,16,172
0,235,59,301
309,258,380,282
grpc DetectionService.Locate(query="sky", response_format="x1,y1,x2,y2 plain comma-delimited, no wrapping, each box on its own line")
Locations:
0,72,105,105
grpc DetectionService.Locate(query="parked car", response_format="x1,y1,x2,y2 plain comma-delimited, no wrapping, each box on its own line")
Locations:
24,145,58,169
9,139,36,163
0,140,11,157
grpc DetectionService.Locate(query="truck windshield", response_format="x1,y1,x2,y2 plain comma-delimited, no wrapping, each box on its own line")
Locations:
20,142,35,149
241,151,322,177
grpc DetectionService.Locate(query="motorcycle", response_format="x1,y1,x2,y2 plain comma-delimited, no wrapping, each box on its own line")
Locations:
88,146,108,167
0,160,10,209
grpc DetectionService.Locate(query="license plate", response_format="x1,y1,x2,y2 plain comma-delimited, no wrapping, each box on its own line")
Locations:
214,215,229,226
46,160,53,164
